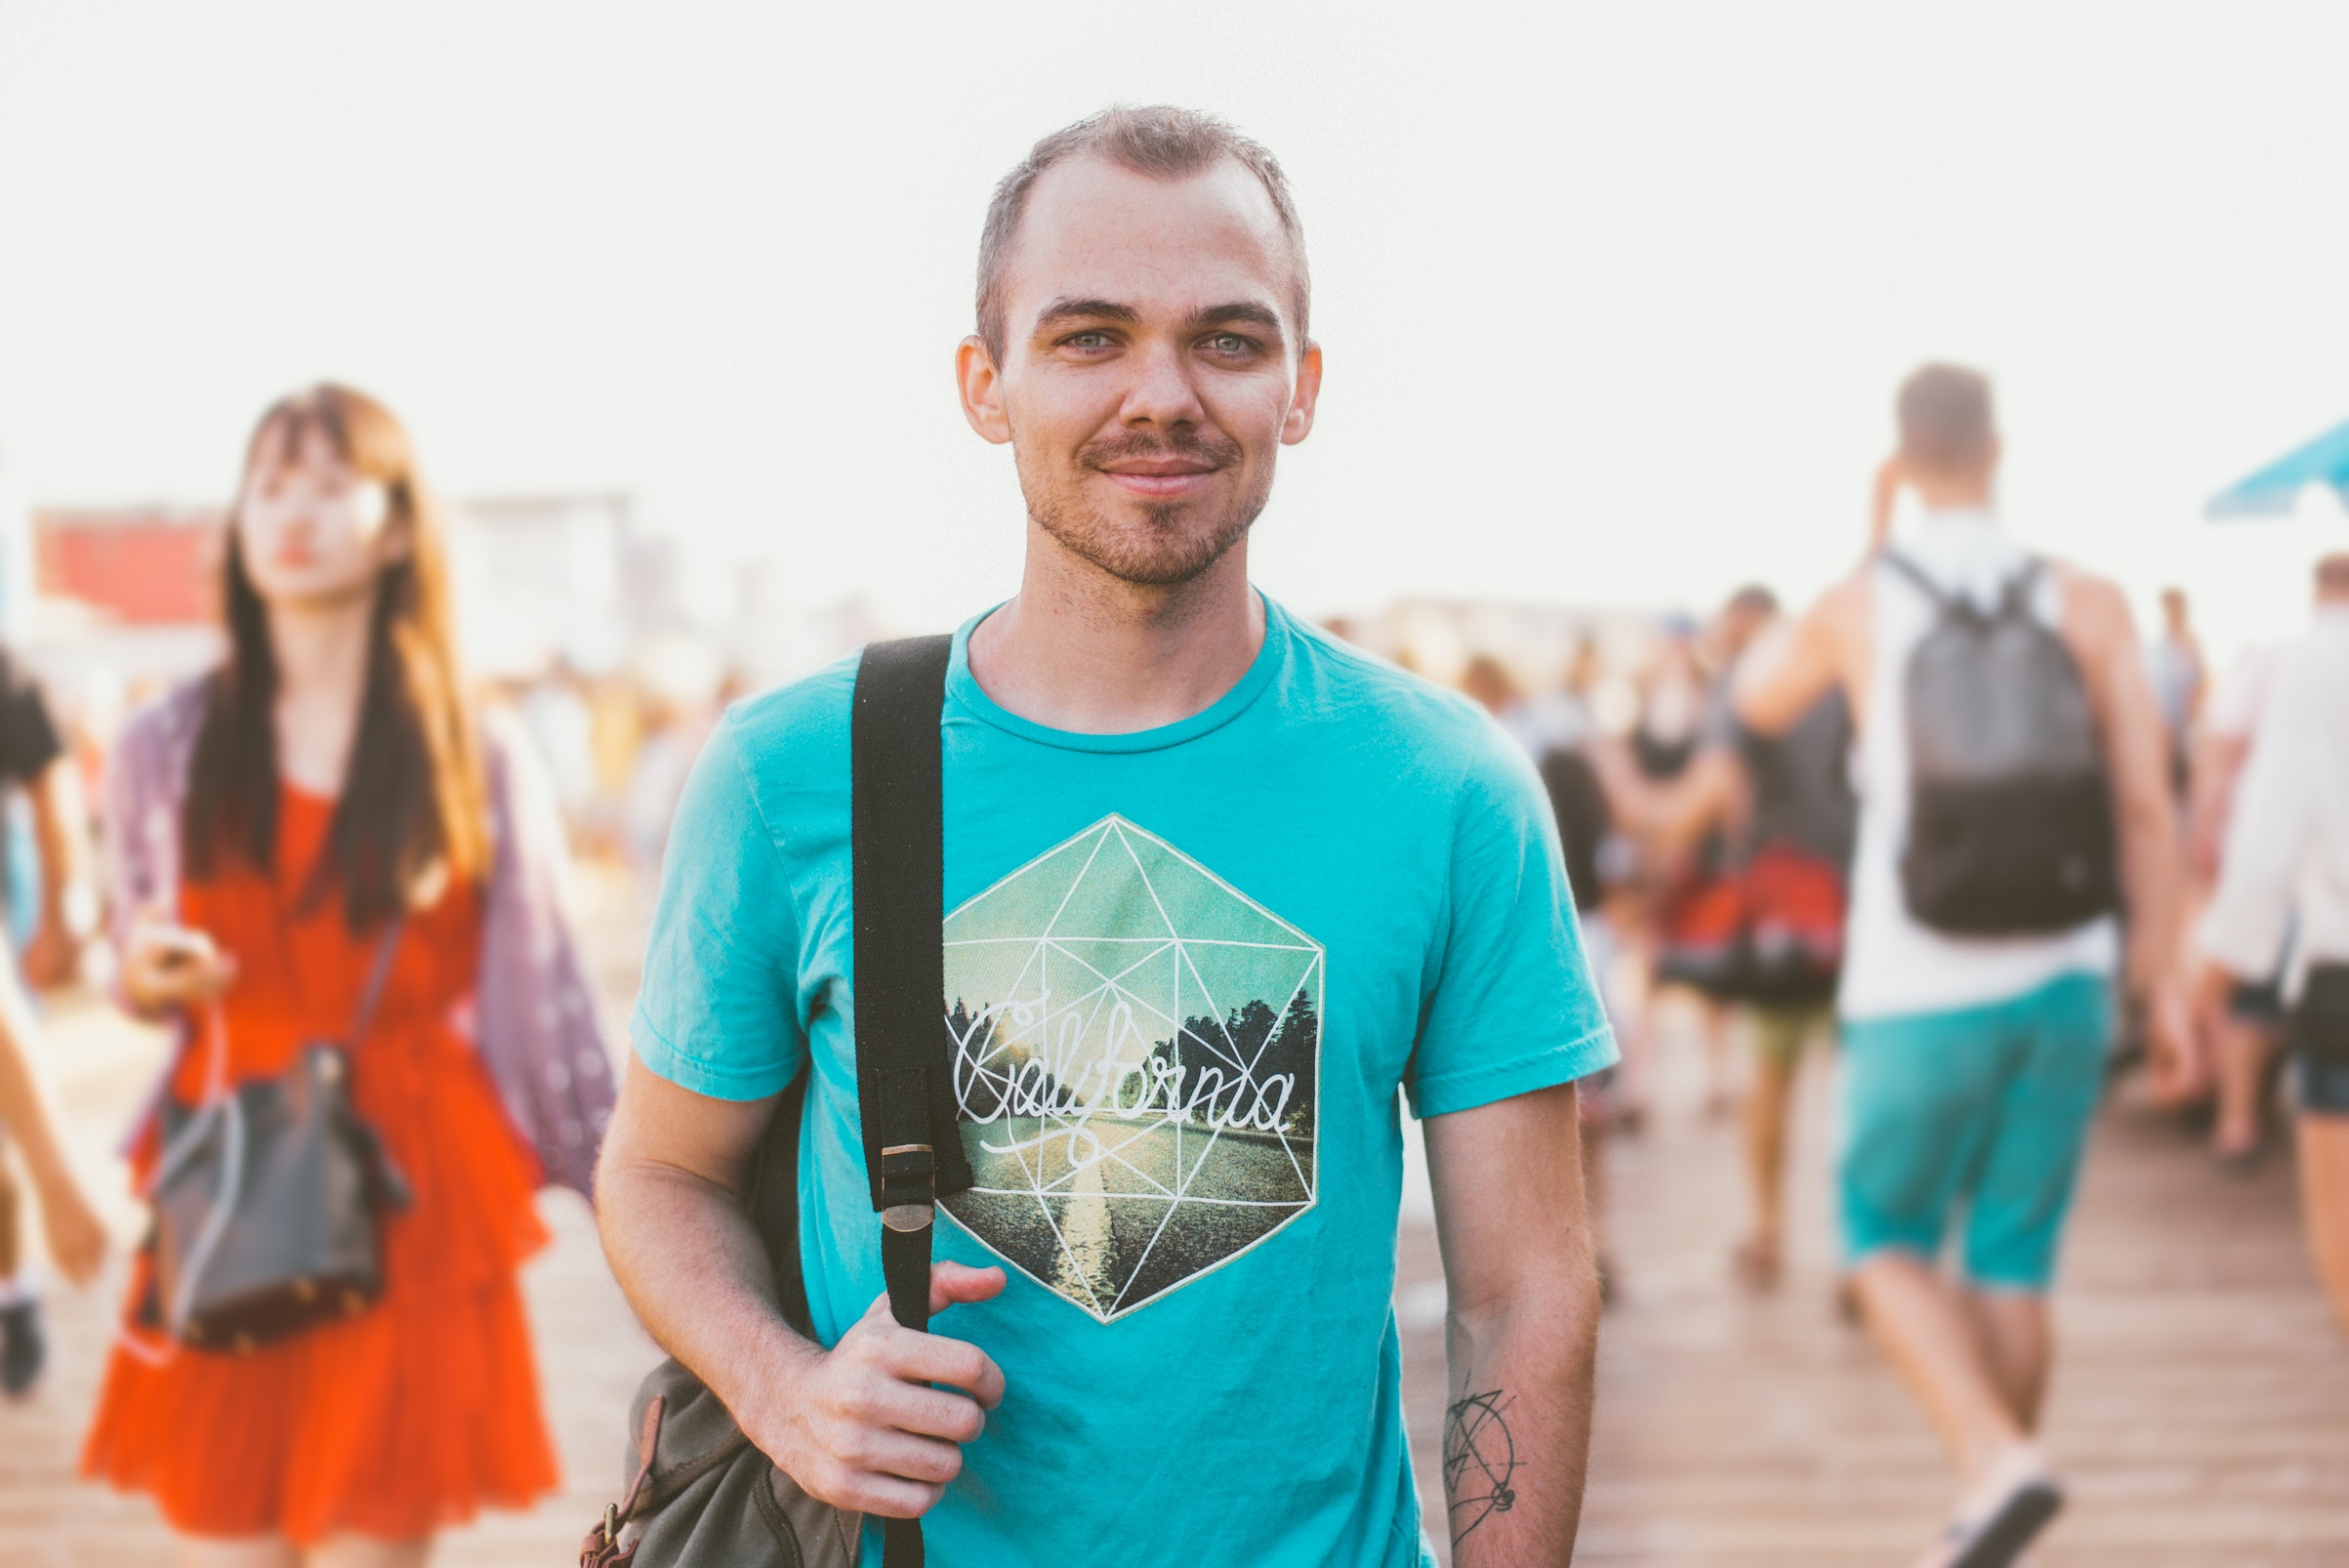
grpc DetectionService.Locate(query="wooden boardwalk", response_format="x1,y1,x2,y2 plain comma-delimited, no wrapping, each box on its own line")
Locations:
5,952,2346,1563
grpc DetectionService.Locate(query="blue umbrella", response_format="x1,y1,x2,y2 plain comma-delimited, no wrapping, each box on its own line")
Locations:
2206,419,2349,519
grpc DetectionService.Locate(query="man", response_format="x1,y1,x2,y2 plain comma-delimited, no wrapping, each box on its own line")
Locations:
1627,586,1856,1291
0,647,93,1398
1736,364,2182,1568
598,106,1615,1566
2195,553,2349,1335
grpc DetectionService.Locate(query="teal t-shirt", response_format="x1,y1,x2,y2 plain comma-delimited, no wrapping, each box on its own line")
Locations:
633,596,1617,1567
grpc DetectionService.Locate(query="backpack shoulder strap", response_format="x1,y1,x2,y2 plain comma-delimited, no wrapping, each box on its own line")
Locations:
850,633,961,1568
1877,547,1951,612
1997,557,2046,623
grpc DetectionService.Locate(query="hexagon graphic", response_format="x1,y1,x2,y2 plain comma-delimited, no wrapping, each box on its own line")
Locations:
939,814,1322,1322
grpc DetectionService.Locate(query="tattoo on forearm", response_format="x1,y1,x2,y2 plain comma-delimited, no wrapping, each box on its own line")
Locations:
1442,1386,1519,1544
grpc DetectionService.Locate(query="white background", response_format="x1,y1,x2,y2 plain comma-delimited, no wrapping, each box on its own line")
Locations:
3,1,2345,658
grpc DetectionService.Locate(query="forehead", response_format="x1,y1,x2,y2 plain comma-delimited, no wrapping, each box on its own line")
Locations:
248,416,353,478
1005,154,1298,331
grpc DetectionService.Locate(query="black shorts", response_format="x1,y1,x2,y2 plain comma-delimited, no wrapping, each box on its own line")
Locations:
2299,967,2349,1117
2230,975,2287,1025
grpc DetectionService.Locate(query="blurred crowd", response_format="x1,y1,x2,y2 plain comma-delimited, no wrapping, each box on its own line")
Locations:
0,366,2339,1568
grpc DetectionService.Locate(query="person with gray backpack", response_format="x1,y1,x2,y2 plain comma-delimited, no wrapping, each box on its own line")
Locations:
591,106,1616,1568
1735,363,2186,1568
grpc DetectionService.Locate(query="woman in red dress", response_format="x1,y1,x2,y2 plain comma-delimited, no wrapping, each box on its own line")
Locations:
84,386,564,1566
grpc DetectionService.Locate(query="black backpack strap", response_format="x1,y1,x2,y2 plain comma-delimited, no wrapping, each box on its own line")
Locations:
850,634,968,1568
1878,547,1950,611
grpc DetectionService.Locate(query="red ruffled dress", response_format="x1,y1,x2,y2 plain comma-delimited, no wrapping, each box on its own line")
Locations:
83,786,558,1542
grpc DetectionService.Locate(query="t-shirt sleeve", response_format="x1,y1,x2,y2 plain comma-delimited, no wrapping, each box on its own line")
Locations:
0,650,63,782
1406,725,1620,1119
630,718,807,1101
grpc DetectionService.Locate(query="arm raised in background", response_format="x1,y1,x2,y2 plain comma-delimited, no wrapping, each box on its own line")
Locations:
596,1057,1007,1518
1425,1081,1601,1566
1734,574,1869,738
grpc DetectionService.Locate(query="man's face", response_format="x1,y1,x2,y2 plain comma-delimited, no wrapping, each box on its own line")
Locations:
959,156,1320,588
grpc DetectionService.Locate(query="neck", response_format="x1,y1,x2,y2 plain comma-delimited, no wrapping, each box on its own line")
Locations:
266,590,375,792
966,524,1265,733
1914,473,1995,513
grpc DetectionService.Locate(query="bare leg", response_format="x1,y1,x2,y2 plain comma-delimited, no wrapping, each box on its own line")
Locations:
1960,1288,2052,1431
0,1141,21,1281
2212,1015,2282,1160
1701,1000,1734,1117
2298,1113,2349,1338
180,1539,299,1568
1735,1046,1799,1288
1853,1252,2035,1490
308,1535,432,1568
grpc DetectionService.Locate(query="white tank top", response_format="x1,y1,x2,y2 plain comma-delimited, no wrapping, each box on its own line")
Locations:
1839,510,2119,1021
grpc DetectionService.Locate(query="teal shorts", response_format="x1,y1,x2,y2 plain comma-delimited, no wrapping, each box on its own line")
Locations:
1837,972,2110,1291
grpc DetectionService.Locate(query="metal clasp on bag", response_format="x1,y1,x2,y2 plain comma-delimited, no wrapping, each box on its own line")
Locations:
879,1142,934,1232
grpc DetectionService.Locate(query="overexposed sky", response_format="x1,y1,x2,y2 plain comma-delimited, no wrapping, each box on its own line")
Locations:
2,0,2345,658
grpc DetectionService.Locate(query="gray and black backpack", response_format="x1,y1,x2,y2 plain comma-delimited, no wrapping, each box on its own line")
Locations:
1883,552,2119,935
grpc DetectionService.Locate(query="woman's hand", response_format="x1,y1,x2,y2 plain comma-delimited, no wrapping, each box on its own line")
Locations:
121,923,236,1014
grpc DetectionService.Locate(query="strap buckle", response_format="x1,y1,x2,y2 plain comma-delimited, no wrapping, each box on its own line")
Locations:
879,1142,934,1231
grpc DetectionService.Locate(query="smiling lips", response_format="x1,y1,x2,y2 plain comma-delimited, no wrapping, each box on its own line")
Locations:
1096,457,1221,499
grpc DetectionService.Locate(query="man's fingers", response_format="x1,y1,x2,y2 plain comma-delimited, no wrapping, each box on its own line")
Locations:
886,1329,1007,1409
929,1260,1006,1314
837,1471,946,1520
863,1377,989,1444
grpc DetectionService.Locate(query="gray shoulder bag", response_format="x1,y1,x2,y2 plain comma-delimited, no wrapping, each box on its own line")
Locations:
582,636,974,1568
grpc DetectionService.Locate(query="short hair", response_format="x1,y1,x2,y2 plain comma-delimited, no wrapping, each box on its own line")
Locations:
2318,553,2349,596
976,105,1309,363
1725,584,1779,618
1897,362,1998,473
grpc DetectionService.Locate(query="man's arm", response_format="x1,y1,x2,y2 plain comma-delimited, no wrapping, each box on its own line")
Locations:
1424,1081,1600,1565
22,757,92,988
597,1055,1007,1517
2061,574,2183,998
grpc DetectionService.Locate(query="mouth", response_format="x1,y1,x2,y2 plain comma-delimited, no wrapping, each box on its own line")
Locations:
1094,459,1222,500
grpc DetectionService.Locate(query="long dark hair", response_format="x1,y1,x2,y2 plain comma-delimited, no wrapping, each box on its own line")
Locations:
184,384,490,930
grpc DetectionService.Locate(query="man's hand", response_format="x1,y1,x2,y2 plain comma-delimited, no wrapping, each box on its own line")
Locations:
745,1260,1008,1517
31,1159,107,1286
20,916,78,991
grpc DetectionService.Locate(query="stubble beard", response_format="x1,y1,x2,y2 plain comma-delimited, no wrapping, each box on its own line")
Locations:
1024,431,1275,590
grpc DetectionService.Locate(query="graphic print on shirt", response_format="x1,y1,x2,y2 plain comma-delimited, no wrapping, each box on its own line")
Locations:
938,814,1323,1322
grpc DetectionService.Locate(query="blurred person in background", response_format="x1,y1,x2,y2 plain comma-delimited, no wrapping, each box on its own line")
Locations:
1623,586,1857,1292
1633,618,1740,1112
2186,635,2290,1156
2194,553,2349,1334
0,946,107,1397
80,385,617,1567
0,643,99,1394
2145,587,2205,800
1738,364,2184,1567
1467,650,1635,1297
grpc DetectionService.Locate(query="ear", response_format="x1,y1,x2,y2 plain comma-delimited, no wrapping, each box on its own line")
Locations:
957,336,1012,445
1281,340,1324,446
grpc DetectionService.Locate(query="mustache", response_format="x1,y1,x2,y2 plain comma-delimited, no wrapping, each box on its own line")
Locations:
1079,428,1243,472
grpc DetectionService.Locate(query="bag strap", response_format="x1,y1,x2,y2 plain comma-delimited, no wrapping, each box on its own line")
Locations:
849,634,967,1568
346,914,408,1052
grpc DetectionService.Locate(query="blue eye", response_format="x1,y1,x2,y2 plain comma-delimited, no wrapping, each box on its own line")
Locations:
1209,334,1250,353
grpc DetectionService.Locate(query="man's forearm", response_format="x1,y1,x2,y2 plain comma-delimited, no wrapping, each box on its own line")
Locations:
598,1155,818,1421
1442,1263,1602,1566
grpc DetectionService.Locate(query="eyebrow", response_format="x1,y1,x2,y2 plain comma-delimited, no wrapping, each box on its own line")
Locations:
1029,297,1290,341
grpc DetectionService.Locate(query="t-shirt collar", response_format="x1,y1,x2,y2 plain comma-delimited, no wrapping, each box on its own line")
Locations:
946,590,1287,754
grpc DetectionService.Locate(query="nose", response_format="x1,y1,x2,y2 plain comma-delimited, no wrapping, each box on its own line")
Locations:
1118,337,1208,432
